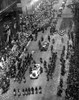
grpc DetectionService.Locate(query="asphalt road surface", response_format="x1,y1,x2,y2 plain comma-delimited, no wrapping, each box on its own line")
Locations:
0,0,73,100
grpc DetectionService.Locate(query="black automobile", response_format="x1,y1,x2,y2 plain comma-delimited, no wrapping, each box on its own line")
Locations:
40,41,49,51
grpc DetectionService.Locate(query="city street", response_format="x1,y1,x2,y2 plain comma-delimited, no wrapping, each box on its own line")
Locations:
0,0,73,100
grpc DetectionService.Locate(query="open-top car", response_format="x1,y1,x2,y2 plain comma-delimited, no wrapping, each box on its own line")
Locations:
30,64,43,79
40,41,49,51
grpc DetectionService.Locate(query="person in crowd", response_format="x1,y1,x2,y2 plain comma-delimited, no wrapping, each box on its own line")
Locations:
41,27,44,33
57,88,63,97
46,69,49,81
1,76,10,95
25,88,28,96
52,38,55,44
23,76,26,83
31,87,34,94
35,87,38,94
50,45,53,52
27,87,31,95
41,36,44,42
39,86,42,94
43,60,47,68
61,38,64,43
22,88,25,96
17,89,21,97
40,57,43,63
38,40,41,50
48,35,50,42
13,88,16,96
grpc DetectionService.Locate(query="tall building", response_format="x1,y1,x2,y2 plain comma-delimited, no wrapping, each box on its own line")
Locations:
0,0,20,48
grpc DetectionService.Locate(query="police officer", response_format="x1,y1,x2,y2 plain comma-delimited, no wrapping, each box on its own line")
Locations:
22,88,25,96
31,87,34,94
39,86,42,94
48,35,50,42
41,36,44,42
27,87,31,95
35,87,38,94
40,57,43,63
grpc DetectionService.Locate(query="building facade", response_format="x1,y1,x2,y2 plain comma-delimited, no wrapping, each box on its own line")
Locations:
0,0,21,49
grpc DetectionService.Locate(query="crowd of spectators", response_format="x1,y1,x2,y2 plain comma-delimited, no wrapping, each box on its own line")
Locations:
46,51,57,81
56,45,66,97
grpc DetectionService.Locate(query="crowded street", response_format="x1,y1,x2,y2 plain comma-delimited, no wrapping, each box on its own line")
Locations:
0,0,75,100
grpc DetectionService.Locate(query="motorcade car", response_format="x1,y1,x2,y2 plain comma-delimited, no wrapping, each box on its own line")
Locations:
40,41,49,51
59,7,63,12
30,64,43,79
52,38,55,44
